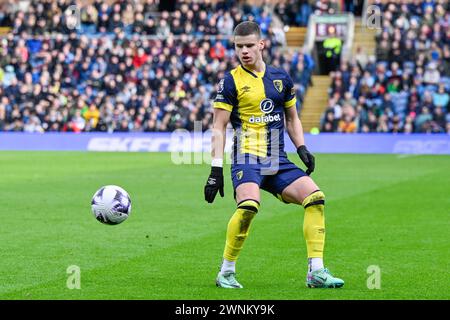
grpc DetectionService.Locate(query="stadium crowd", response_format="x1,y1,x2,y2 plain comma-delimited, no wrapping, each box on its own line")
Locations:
321,0,450,133
0,0,314,133
274,0,364,27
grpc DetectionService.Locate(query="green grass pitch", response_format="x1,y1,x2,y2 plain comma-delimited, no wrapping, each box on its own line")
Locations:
0,151,448,300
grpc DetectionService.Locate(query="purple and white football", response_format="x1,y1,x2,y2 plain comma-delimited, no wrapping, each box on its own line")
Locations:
91,185,131,225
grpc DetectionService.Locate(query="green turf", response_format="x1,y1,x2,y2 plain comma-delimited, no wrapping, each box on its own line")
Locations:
0,151,448,300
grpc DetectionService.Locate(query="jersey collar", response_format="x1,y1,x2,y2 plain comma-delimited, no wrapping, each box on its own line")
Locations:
241,64,266,78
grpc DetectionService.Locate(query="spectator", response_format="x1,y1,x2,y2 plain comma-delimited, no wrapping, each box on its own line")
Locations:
433,84,449,109
217,12,234,36
338,114,357,133
209,42,226,60
423,62,440,86
433,106,446,131
320,110,338,132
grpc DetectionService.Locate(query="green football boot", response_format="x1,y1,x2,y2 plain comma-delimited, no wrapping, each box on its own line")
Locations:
216,272,243,289
306,268,344,288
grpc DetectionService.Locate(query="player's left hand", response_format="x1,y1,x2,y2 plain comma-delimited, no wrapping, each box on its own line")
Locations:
204,166,224,203
297,145,315,175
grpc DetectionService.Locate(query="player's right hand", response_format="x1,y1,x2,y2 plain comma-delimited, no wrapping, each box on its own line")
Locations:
204,166,224,203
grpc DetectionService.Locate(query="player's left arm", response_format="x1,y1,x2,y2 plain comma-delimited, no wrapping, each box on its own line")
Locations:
285,105,305,148
284,79,315,175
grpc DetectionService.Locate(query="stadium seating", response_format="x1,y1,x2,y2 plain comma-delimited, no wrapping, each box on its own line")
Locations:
0,0,314,132
320,0,449,133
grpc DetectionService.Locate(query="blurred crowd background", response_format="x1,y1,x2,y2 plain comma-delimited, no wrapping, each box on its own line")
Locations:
0,0,448,134
321,0,450,134
0,0,317,133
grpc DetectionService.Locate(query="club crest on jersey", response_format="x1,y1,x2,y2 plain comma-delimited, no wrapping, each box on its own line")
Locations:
273,80,283,93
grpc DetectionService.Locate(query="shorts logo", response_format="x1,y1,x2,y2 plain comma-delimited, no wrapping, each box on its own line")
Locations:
217,79,224,93
273,80,283,93
259,98,274,114
236,170,243,180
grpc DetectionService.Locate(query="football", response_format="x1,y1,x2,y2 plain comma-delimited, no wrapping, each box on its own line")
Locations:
91,185,132,225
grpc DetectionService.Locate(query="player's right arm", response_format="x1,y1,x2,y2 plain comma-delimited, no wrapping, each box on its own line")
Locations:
211,108,231,163
204,108,231,204
204,74,236,203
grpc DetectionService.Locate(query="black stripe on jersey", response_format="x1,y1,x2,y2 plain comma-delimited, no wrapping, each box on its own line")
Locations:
240,65,258,78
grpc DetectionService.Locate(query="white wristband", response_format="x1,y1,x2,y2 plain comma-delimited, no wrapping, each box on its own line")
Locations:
211,158,223,167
